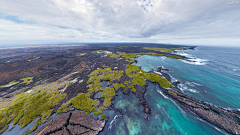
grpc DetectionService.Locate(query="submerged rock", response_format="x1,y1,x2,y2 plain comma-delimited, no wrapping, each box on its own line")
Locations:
35,111,105,135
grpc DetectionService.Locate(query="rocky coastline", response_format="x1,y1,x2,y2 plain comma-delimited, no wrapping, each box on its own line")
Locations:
157,68,240,135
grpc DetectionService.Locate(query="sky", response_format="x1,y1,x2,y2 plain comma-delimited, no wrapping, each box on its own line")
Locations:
0,0,239,47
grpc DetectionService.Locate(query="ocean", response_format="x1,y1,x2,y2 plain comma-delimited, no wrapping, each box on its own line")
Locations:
99,46,240,135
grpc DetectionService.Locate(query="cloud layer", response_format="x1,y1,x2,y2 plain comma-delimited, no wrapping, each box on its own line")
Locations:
0,0,240,46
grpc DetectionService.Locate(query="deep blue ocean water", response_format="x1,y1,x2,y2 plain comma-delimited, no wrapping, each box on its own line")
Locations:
3,46,240,135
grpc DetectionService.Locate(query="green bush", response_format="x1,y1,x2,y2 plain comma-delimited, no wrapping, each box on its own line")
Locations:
24,118,41,135
132,76,146,86
131,87,136,92
0,91,66,130
0,125,8,134
101,114,106,120
71,93,100,114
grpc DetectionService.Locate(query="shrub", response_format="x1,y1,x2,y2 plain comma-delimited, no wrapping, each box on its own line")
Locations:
71,93,100,114
101,114,106,120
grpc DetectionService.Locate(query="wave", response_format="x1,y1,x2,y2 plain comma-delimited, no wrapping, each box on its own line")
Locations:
108,115,122,130
161,56,166,63
157,90,187,117
214,127,228,135
175,51,208,65
185,81,202,87
181,58,207,65
177,83,199,93
157,90,169,99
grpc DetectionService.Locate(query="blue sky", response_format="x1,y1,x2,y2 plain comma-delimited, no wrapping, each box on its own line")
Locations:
0,0,239,46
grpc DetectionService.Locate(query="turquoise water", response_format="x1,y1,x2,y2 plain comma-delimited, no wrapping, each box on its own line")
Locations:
100,46,240,135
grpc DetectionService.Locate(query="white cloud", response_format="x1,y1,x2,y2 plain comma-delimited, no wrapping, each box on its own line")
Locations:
0,0,239,46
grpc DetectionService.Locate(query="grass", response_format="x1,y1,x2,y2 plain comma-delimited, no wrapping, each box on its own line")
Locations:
171,47,191,50
168,90,177,96
71,93,100,114
131,87,136,92
125,64,172,88
143,47,174,53
75,53,86,56
0,91,66,131
20,77,34,85
102,87,116,98
112,83,125,90
24,118,41,135
143,72,172,88
0,125,8,134
56,100,72,114
101,114,106,119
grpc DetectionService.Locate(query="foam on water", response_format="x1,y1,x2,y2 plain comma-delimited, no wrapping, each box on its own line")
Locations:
108,115,122,130
177,83,199,93
176,50,208,65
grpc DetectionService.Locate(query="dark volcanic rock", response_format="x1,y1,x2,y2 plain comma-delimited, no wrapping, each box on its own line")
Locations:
172,81,181,86
35,111,105,135
69,111,105,131
36,112,71,135
144,106,151,114
163,88,240,135
50,127,70,135
67,125,90,134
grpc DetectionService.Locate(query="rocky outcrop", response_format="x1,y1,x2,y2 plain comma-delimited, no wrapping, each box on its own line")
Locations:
163,88,240,135
35,111,105,135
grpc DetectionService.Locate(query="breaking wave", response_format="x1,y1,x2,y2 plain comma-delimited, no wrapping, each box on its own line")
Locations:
177,83,199,93
175,51,207,65
108,115,122,130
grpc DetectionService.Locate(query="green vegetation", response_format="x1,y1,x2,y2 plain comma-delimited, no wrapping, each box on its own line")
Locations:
168,90,177,96
112,83,125,90
0,80,19,88
132,76,145,86
75,53,86,56
94,106,107,116
101,114,106,119
172,47,191,50
144,47,174,53
143,73,172,88
102,87,115,107
24,118,41,135
125,64,172,88
0,91,66,131
0,125,8,134
92,50,106,53
102,87,115,98
56,100,72,114
20,77,34,85
71,93,100,114
131,87,136,92
87,68,123,95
